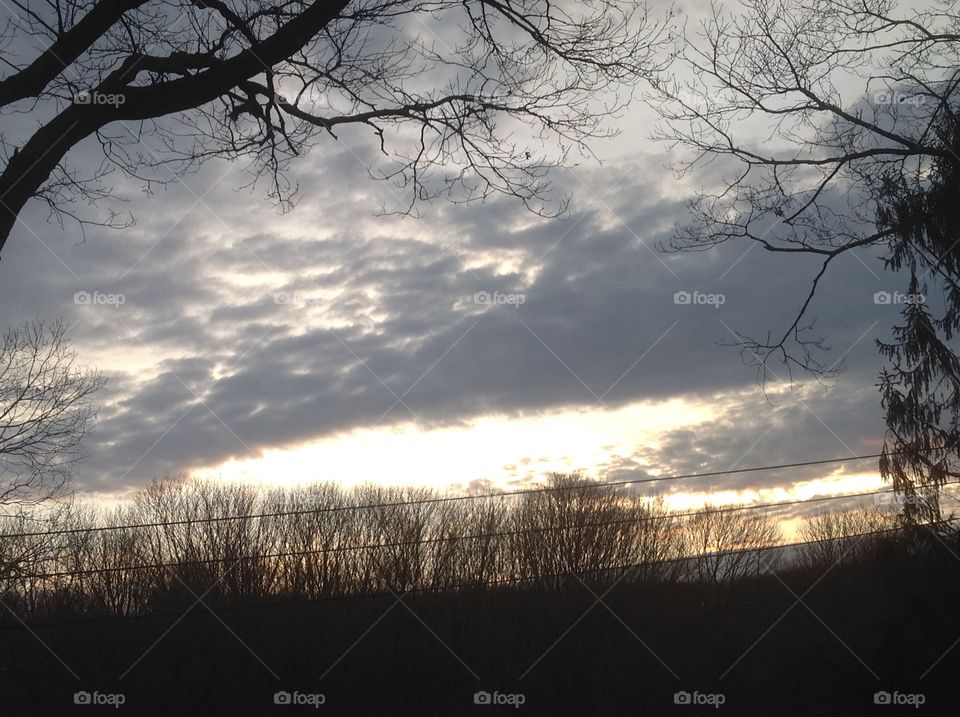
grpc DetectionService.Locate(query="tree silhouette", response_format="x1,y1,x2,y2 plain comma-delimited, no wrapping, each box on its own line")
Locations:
0,0,670,258
652,0,960,515
0,319,104,510
877,112,960,523
652,0,957,377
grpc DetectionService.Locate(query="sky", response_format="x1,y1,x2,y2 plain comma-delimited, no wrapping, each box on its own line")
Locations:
0,2,922,514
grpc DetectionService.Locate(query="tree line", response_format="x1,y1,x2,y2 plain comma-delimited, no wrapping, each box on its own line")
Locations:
1,471,919,624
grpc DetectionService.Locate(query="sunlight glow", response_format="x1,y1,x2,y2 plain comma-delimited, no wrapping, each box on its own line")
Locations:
193,398,712,491
192,394,884,530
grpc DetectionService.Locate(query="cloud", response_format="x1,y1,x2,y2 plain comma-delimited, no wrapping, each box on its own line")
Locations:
0,138,906,494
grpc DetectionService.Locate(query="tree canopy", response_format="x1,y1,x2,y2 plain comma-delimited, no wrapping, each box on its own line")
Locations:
0,0,670,256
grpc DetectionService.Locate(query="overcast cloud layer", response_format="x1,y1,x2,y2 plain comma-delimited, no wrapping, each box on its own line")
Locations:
0,111,912,497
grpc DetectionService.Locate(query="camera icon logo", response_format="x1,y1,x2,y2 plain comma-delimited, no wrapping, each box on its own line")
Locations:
674,691,691,704
274,691,292,705
474,691,492,705
73,691,91,705
874,691,891,705
674,291,691,305
874,291,891,305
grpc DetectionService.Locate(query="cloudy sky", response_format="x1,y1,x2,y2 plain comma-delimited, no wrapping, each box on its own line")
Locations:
0,5,915,511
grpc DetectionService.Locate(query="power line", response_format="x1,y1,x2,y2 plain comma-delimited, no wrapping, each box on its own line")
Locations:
0,518,955,633
5,482,957,582
0,451,906,540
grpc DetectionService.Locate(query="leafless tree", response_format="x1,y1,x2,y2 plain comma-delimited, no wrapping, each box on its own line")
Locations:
795,504,895,569
651,0,960,517
681,504,782,585
652,0,958,380
622,494,685,583
346,484,437,592
53,503,153,617
507,473,683,588
7,473,940,624
0,0,671,258
0,511,59,607
428,496,507,588
0,319,104,510
261,483,362,598
510,473,634,584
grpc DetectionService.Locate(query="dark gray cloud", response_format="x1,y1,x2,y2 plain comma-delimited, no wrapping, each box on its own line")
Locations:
0,134,909,494
603,383,885,491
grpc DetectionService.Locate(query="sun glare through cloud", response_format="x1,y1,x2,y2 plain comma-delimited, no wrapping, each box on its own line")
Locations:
193,398,712,489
